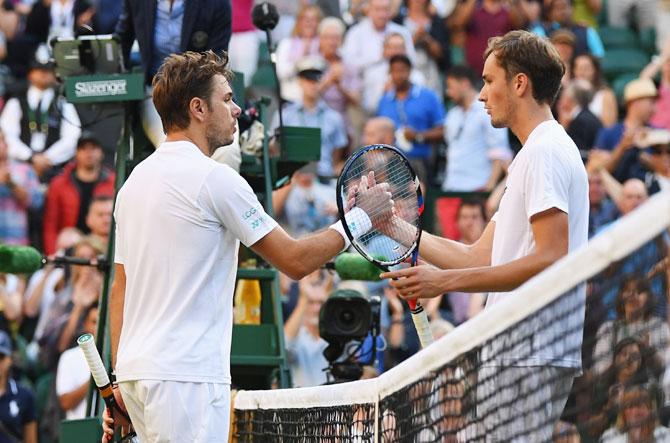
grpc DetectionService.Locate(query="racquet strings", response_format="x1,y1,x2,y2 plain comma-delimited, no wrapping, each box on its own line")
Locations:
340,147,419,266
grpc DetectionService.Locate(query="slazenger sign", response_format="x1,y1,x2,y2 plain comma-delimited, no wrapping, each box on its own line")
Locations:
74,79,127,97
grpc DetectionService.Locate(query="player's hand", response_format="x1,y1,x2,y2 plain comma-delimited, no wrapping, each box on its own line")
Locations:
355,171,393,224
380,264,448,299
101,385,132,442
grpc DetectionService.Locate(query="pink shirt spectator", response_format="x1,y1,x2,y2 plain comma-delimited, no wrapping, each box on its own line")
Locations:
651,82,670,130
321,62,360,118
276,37,321,101
465,6,513,75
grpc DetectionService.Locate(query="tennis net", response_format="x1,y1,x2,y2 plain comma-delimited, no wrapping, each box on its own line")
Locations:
234,190,670,442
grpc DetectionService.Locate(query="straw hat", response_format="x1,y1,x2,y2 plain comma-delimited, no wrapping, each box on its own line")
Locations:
624,78,658,104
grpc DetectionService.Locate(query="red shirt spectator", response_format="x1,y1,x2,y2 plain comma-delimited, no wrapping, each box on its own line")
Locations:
453,0,521,75
42,136,114,255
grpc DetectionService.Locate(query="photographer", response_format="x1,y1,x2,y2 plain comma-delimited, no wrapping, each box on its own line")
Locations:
283,270,332,388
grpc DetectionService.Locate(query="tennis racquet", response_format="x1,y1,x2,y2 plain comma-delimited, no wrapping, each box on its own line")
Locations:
77,334,139,443
336,144,434,348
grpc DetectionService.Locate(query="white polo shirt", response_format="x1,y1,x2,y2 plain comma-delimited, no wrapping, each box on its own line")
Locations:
485,120,589,368
113,141,277,384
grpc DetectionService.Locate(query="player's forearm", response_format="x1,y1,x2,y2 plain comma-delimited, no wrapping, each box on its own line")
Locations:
256,228,345,281
286,230,345,280
419,232,489,270
440,248,563,293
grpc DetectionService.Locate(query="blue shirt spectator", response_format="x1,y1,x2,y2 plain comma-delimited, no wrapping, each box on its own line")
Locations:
589,197,618,238
595,123,649,184
273,56,349,178
276,101,348,178
376,61,444,160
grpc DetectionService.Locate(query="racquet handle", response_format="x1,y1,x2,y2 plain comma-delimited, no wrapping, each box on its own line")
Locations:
77,334,132,423
407,300,434,348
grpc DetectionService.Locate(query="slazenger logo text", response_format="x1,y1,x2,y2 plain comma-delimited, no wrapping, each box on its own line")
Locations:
74,80,127,97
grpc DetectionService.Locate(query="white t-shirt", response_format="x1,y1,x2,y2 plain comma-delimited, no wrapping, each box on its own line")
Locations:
442,100,511,191
56,347,89,420
485,120,589,368
286,327,328,388
114,141,277,384
601,425,670,443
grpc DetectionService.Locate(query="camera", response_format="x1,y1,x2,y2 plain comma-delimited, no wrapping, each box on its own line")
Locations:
319,289,381,383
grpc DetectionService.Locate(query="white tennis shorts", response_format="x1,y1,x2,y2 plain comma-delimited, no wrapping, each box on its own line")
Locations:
118,380,231,443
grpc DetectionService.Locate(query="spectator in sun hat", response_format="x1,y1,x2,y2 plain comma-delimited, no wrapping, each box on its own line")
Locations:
592,78,658,184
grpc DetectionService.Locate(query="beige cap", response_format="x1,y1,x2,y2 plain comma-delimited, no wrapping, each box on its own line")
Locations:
624,78,658,104
296,56,326,80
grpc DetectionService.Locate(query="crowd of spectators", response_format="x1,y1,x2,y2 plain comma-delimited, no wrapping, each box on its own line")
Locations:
0,0,667,441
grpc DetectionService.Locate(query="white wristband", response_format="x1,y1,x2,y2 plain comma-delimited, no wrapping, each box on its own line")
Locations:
345,207,373,239
329,221,351,252
329,208,373,252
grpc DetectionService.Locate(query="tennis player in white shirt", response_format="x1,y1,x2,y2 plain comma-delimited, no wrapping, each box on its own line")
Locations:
381,30,589,440
101,50,391,442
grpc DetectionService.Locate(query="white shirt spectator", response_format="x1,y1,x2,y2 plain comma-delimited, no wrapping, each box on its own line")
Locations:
341,18,416,75
442,100,511,191
49,0,76,41
593,316,670,377
114,141,277,384
0,87,81,164
56,346,89,420
25,268,65,342
286,326,328,387
601,425,670,442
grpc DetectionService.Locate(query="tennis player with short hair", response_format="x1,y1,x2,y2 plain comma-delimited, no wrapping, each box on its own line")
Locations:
102,51,391,442
381,30,589,440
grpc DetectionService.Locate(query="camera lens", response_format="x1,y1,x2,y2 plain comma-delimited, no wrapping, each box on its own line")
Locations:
335,307,364,334
339,309,355,326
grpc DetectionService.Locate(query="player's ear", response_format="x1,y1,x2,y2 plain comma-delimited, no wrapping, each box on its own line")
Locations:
514,73,529,98
189,97,208,123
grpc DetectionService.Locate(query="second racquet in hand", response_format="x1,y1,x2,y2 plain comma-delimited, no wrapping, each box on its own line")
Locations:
77,333,139,443
336,144,434,348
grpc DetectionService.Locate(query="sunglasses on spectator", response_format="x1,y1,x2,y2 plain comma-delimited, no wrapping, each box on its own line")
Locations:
650,147,670,155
